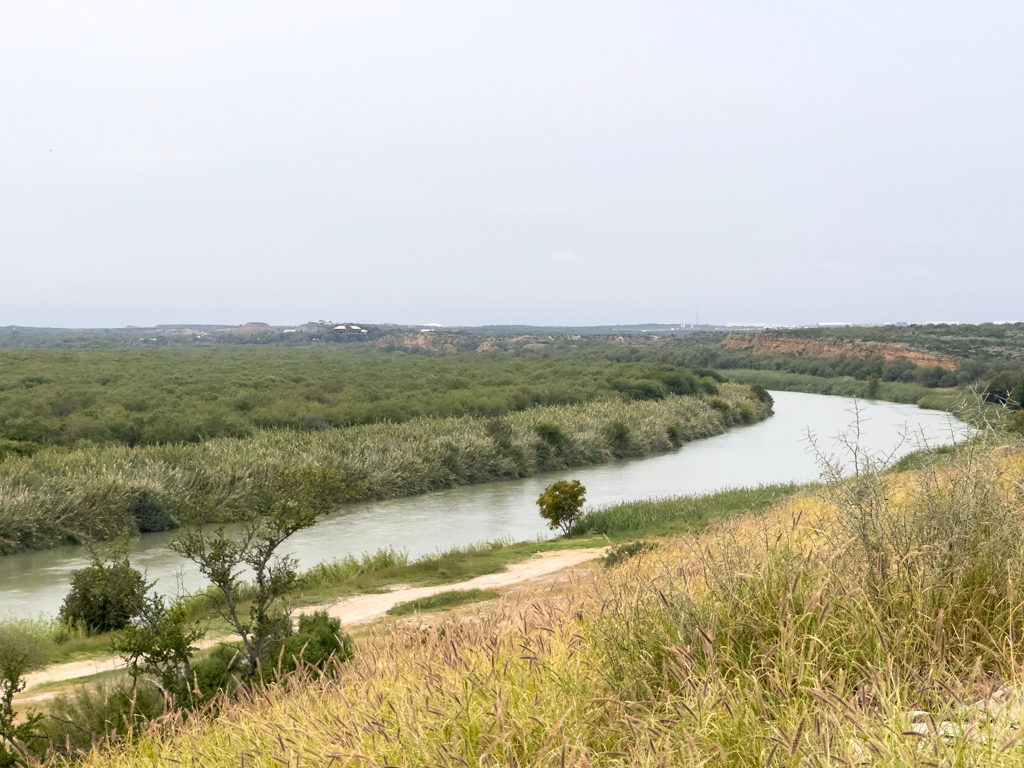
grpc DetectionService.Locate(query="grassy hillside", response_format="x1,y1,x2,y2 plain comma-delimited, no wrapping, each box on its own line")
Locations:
56,439,1024,767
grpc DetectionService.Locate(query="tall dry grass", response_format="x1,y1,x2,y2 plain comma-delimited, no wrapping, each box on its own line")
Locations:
0,384,767,553
37,439,1024,767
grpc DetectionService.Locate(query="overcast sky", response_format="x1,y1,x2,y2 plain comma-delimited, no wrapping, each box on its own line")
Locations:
1,2,1021,328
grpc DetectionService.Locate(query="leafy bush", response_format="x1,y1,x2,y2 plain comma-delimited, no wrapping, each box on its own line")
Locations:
1011,380,1024,410
113,591,205,704
665,423,682,447
984,372,1019,404
126,490,176,533
261,611,354,681
191,645,245,698
708,397,731,420
59,541,148,633
748,383,774,407
188,612,354,696
537,480,586,536
533,422,568,448
601,420,631,456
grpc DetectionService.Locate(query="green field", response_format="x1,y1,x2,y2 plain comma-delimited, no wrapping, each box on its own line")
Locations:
0,348,725,451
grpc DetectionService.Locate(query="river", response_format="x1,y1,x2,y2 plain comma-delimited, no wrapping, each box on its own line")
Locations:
0,391,968,619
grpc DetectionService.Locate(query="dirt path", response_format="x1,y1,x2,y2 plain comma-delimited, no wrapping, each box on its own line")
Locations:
310,547,606,625
18,547,606,699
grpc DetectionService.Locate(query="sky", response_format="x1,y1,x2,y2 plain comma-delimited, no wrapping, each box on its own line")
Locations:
1,2,1022,329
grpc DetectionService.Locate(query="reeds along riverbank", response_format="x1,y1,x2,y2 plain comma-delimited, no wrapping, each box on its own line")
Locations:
0,384,770,554
52,441,1024,767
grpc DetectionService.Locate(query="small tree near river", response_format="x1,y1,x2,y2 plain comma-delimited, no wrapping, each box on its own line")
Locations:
171,466,350,681
537,480,587,536
115,465,352,707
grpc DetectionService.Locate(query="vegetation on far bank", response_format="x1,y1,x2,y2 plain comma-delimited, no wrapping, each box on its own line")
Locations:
0,383,770,554
720,368,963,410
0,349,725,451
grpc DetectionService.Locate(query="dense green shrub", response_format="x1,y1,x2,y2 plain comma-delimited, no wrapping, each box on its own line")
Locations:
708,397,731,420
261,611,354,681
665,423,683,447
191,645,244,698
748,384,774,407
537,480,587,536
1010,381,1024,410
533,422,568,448
984,372,1020,404
602,420,631,457
189,613,353,695
59,544,148,633
126,491,176,533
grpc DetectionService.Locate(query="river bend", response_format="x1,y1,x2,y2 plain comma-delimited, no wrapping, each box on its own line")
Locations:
0,392,968,619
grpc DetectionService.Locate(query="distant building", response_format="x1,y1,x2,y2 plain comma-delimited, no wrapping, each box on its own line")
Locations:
333,324,369,334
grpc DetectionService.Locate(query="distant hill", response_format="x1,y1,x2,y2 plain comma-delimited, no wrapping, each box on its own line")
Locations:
216,322,275,335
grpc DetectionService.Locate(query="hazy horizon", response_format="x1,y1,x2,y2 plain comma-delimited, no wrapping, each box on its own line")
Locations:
3,3,1022,328
5,318,1021,332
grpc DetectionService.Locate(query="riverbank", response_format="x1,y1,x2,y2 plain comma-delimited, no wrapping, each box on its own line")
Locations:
2,390,968,620
15,546,614,702
7,482,798,688
722,368,962,410
720,368,958,415
0,384,769,555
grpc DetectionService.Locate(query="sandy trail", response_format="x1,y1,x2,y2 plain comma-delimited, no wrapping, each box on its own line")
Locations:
17,547,605,699
311,547,606,624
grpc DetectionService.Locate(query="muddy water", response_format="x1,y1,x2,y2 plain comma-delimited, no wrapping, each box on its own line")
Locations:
0,392,967,619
